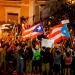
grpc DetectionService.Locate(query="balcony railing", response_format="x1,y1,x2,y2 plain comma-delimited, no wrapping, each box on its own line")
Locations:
37,0,49,1
36,0,49,4
0,0,22,7
0,0,21,1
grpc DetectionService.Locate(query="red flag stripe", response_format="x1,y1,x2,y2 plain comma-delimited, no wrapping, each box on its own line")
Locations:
47,24,68,44
48,31,61,38
22,32,42,39
22,30,33,36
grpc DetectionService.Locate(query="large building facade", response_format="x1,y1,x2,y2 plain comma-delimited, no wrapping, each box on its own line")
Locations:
0,0,69,25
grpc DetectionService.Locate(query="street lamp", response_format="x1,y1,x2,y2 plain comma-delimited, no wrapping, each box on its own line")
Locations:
71,0,75,4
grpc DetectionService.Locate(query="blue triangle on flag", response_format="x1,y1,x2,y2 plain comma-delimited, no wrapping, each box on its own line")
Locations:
33,23,44,33
60,24,70,38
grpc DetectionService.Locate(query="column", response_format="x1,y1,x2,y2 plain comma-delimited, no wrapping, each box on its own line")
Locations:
28,0,35,25
39,6,41,20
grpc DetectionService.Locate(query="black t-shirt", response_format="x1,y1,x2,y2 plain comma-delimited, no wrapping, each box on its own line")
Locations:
41,50,52,63
18,48,24,58
6,50,14,61
25,47,33,60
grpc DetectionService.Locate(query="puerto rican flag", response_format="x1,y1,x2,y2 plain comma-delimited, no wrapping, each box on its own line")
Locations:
22,23,44,39
47,24,70,44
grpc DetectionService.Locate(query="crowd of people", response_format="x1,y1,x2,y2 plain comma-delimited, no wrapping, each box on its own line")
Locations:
0,3,75,75
0,32,75,75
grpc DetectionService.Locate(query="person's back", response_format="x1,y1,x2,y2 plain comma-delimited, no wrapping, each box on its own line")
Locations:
41,49,51,63
63,51,72,75
54,51,62,65
6,50,14,61
25,47,33,60
53,49,62,75
64,54,72,65
25,47,33,75
41,47,51,75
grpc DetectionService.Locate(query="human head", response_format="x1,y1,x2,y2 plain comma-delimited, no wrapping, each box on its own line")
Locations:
35,44,39,50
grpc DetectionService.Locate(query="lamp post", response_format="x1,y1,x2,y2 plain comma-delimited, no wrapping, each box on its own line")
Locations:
71,0,75,4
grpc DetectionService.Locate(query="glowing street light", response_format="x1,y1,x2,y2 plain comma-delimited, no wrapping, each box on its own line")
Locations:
71,0,75,4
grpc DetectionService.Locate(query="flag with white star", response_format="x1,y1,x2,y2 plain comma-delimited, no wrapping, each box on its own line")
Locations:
47,24,70,44
22,22,44,39
33,24,44,33
60,24,70,38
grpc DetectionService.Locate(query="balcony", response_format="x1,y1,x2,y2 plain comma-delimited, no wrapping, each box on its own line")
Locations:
37,0,49,1
0,0,22,7
36,0,49,5
37,0,56,4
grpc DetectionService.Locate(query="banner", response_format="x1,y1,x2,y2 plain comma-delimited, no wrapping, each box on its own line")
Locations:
42,38,54,48
61,19,69,24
